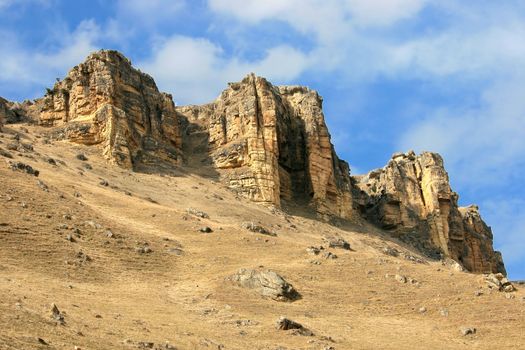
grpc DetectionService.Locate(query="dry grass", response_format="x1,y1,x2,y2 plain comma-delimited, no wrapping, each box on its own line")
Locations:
0,124,523,350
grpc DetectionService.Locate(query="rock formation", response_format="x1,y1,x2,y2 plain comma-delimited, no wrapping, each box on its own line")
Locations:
177,74,353,218
28,50,183,168
0,49,505,275
353,151,505,274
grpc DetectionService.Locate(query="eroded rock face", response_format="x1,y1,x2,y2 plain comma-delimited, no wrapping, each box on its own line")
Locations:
28,50,182,168
178,74,353,219
353,151,504,274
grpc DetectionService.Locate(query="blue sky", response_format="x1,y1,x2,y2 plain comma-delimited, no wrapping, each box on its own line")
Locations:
0,0,523,279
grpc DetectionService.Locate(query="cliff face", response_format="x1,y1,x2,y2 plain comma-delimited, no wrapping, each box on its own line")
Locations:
353,151,505,274
2,50,505,274
28,50,182,168
177,74,353,219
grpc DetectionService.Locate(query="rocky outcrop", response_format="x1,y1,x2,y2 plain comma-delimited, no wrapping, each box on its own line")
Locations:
1,50,505,275
353,151,504,274
28,50,182,168
177,74,353,218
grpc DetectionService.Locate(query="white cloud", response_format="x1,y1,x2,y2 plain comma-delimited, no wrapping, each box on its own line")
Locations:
115,0,185,26
139,35,309,103
344,0,428,26
0,20,100,97
399,76,525,187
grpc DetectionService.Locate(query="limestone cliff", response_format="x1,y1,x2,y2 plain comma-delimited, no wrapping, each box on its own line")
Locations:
1,50,505,274
28,50,182,168
353,151,505,274
177,74,353,219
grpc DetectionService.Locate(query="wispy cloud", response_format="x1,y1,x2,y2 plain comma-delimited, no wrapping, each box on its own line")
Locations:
139,35,309,103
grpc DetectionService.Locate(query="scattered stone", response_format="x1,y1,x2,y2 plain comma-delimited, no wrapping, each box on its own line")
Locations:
137,341,155,349
83,163,92,170
382,246,399,257
105,230,115,238
136,246,153,254
323,252,338,259
66,234,75,242
326,237,351,250
241,222,276,236
99,179,109,186
8,161,39,176
439,308,449,317
85,220,102,229
63,214,72,220
0,148,13,158
474,290,483,297
37,337,48,345
418,307,427,313
275,316,313,336
76,153,88,161
76,251,92,263
45,157,56,165
167,248,184,255
199,226,213,233
395,274,407,283
306,246,324,255
483,273,515,292
505,293,515,299
51,303,65,324
460,327,476,336
229,268,300,301
187,208,209,218
37,180,49,191
74,191,82,198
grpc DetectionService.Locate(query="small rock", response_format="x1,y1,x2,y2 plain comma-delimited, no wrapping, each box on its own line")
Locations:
394,274,407,283
99,179,109,186
275,316,313,336
136,246,152,254
326,237,351,250
306,246,324,255
382,246,399,257
199,227,213,233
76,153,88,161
419,307,427,313
241,222,276,236
187,208,209,218
460,327,476,336
37,180,49,191
323,252,338,259
37,338,48,345
66,234,75,242
439,308,449,317
9,161,39,176
51,303,65,324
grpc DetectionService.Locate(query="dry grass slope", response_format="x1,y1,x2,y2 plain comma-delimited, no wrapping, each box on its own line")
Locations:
0,124,524,349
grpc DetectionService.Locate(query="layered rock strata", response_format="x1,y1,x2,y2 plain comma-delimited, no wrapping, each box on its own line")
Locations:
353,151,505,274
28,50,182,168
177,74,353,218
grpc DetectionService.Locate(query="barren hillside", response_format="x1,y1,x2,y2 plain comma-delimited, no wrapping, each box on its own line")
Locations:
0,50,523,349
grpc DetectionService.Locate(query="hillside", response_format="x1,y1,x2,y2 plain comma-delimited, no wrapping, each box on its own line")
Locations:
0,50,523,349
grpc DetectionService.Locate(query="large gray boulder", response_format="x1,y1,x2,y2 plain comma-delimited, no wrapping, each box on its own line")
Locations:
230,268,300,301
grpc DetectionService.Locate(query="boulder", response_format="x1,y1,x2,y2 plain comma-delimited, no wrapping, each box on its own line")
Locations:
230,268,300,301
